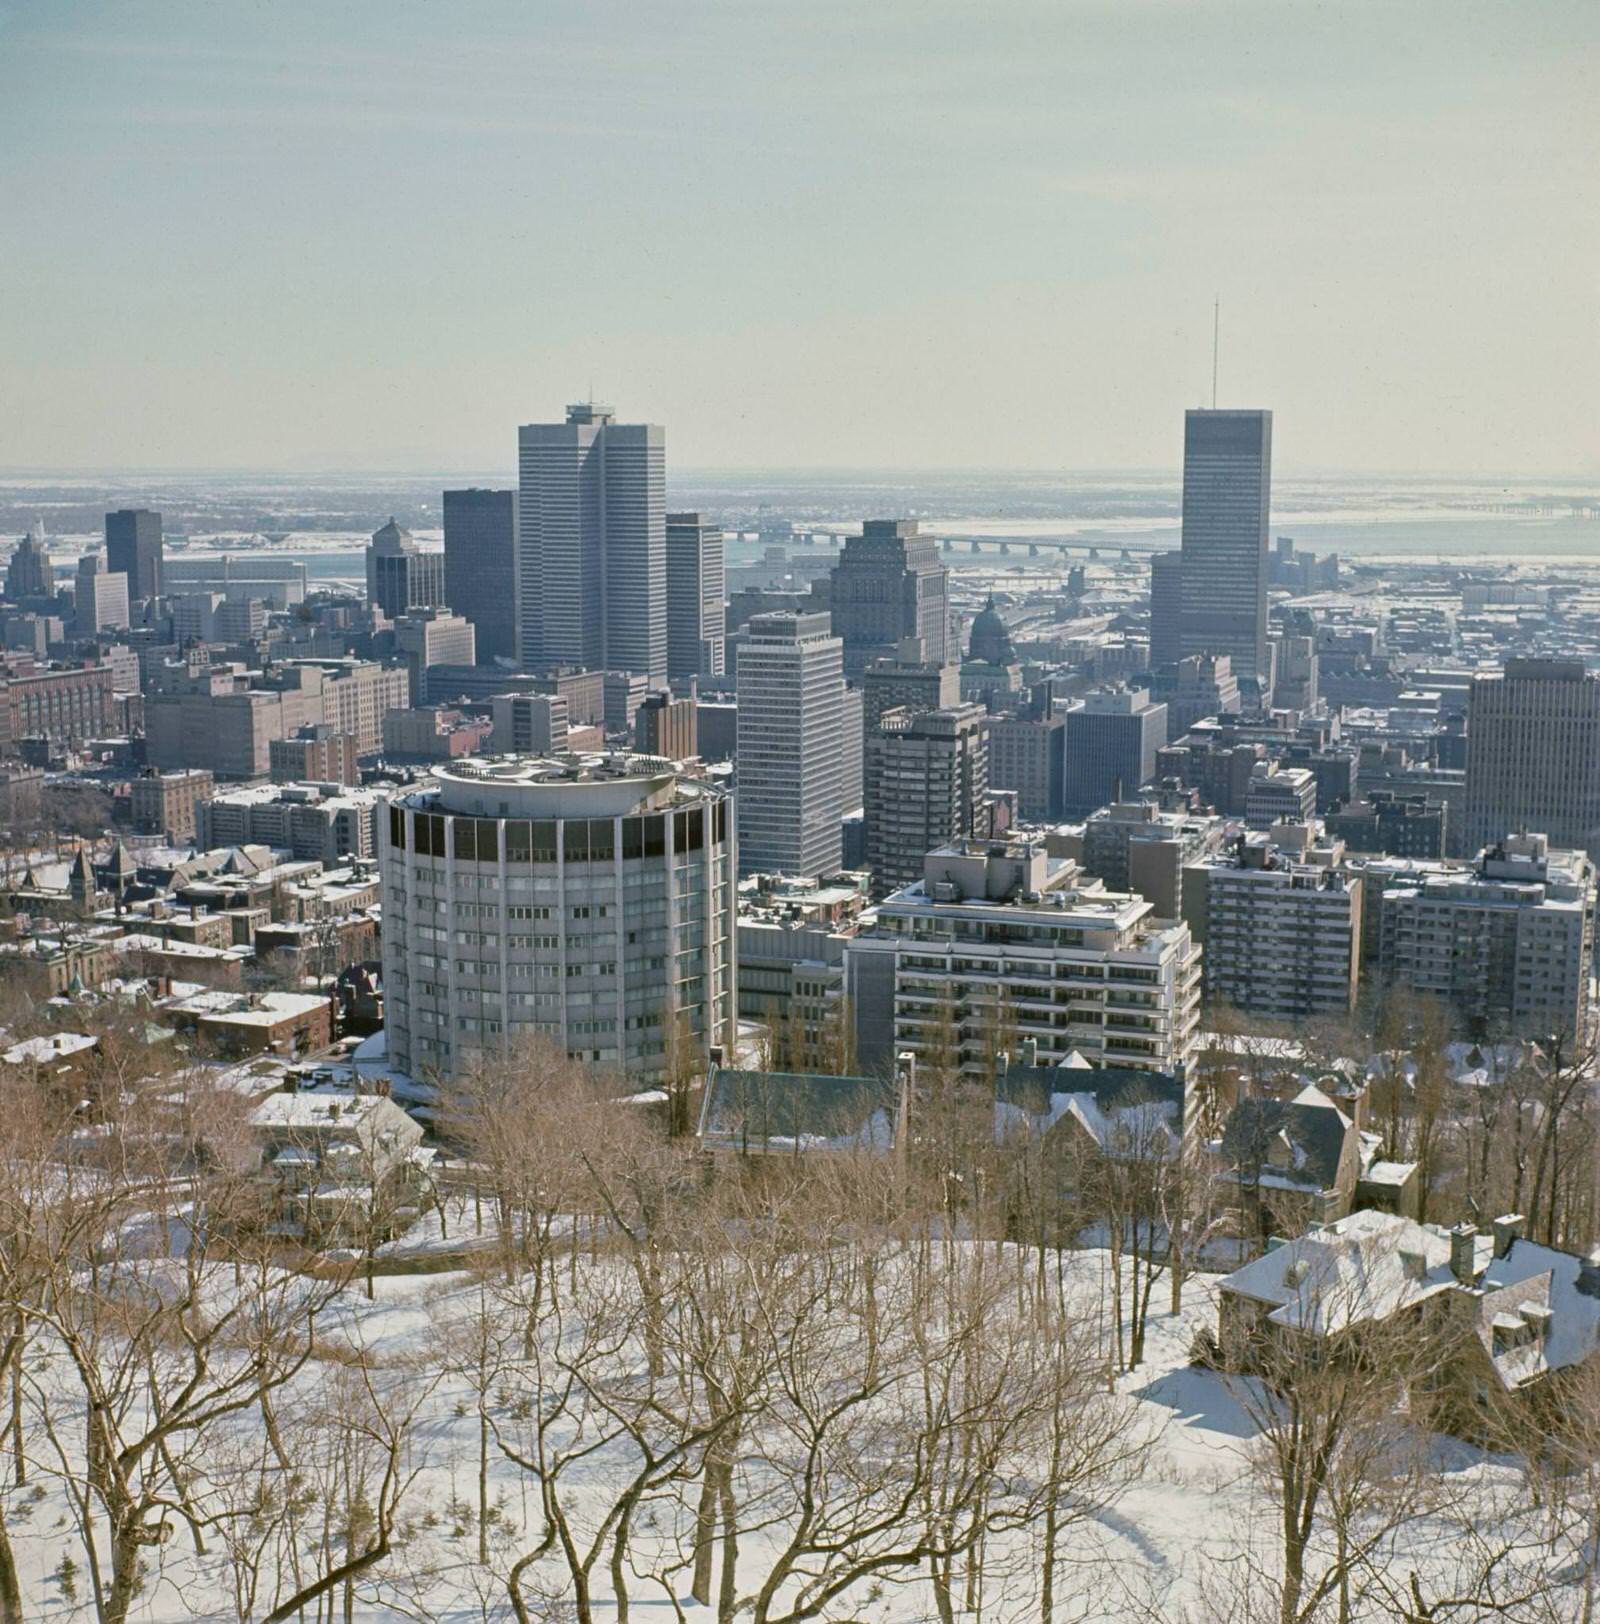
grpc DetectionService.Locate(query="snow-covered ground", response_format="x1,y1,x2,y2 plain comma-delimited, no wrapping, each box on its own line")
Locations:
2,1237,1561,1623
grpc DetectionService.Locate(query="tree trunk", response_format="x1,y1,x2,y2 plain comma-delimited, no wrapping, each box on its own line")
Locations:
715,1465,738,1624
0,1524,24,1624
690,1468,718,1605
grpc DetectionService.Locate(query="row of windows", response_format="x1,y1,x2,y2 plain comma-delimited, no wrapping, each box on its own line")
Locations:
391,801,727,862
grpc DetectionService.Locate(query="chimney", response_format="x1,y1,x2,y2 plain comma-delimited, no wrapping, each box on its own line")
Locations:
894,1050,916,1156
1492,1214,1524,1259
1022,1036,1039,1069
1449,1223,1477,1286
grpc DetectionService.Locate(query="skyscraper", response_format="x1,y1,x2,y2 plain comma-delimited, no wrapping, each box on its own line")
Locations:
105,509,163,602
443,488,518,663
518,403,666,684
5,523,52,601
865,704,989,896
1465,659,1600,858
666,512,726,685
366,520,447,619
736,612,844,877
1176,409,1272,687
826,519,951,678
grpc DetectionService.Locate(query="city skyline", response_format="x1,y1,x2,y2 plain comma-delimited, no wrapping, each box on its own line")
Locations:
1,2,1594,476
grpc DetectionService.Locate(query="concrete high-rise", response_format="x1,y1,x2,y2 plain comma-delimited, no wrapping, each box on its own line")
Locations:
518,403,666,684
443,489,518,663
74,552,130,633
1465,659,1600,859
666,512,726,684
105,509,163,602
865,704,989,896
380,754,736,1081
1177,410,1272,687
1062,685,1168,817
826,519,951,678
736,611,845,878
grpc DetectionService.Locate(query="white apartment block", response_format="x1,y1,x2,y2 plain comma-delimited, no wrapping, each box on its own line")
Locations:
201,782,384,865
380,753,736,1081
1190,836,1363,1019
1369,832,1595,1040
851,837,1203,1078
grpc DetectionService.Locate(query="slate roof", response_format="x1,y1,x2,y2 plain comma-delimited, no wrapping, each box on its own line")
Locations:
1218,1083,1352,1193
699,1068,895,1153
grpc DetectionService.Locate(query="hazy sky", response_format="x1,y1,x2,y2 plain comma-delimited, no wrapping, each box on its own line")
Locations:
1,1,1595,475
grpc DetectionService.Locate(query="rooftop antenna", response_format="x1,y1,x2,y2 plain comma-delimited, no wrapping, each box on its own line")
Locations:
1211,297,1220,409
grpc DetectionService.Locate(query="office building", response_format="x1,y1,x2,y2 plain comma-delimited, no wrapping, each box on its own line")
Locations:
74,553,130,634
737,873,872,1071
987,712,1066,822
269,725,360,787
736,611,845,878
666,512,726,683
366,520,447,620
380,753,736,1080
518,403,666,684
382,705,493,762
163,557,307,608
1176,409,1272,686
129,768,214,843
864,704,989,896
443,488,518,663
1152,653,1241,736
5,525,53,601
1369,834,1594,1040
839,684,864,814
395,610,476,703
490,692,569,756
826,519,951,678
1325,793,1447,860
105,509,163,602
1465,659,1600,859
1062,684,1167,816
635,691,697,760
1149,551,1183,669
145,659,406,777
1275,634,1319,714
860,640,961,729
1192,836,1362,1019
1244,764,1317,829
1080,800,1232,921
202,781,384,865
2,662,116,752
849,838,1203,1077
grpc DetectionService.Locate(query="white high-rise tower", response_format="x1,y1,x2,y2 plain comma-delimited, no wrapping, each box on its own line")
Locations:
517,403,667,683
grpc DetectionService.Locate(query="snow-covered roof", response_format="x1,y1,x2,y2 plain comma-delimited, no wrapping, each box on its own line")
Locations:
1477,1238,1600,1389
250,1091,392,1131
2,1031,98,1065
1218,1209,1486,1337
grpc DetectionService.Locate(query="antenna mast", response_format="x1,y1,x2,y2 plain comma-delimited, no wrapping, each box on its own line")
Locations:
1211,297,1219,409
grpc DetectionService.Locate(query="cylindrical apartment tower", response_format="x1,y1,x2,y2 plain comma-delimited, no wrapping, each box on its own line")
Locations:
380,753,735,1082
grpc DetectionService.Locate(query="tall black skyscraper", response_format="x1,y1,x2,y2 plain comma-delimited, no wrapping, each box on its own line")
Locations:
105,508,163,602
1177,409,1272,687
444,488,519,663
